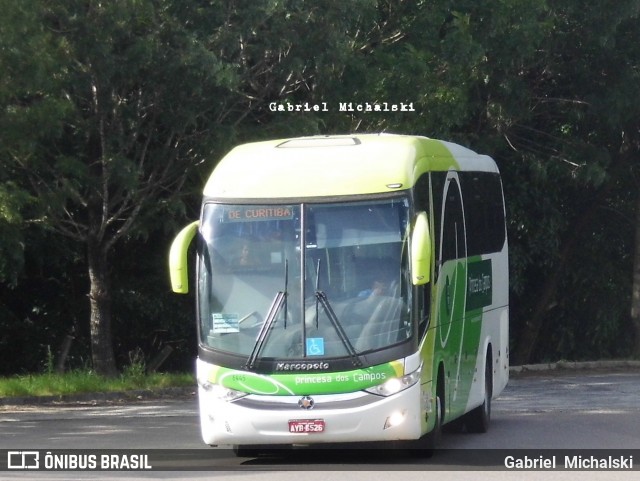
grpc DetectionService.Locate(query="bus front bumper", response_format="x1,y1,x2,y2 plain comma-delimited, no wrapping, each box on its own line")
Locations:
197,381,427,447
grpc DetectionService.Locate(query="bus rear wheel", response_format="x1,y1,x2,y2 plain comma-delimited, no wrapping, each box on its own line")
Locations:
464,353,492,433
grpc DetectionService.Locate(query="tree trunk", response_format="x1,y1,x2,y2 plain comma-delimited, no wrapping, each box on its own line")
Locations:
87,239,118,377
631,192,640,358
55,333,74,374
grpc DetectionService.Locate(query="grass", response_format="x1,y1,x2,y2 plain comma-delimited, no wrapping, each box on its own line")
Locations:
0,370,195,399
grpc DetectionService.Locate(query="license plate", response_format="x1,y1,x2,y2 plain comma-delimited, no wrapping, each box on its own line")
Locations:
288,419,325,433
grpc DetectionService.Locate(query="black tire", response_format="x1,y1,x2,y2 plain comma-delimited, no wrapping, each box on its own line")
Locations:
464,353,492,433
233,444,290,457
413,371,444,457
427,392,443,448
232,445,261,457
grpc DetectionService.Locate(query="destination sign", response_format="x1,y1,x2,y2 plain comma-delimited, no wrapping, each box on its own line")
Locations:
224,206,295,222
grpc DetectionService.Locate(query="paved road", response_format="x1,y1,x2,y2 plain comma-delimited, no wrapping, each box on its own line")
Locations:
1,369,640,479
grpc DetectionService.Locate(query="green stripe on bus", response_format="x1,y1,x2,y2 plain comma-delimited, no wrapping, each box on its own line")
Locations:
208,361,404,396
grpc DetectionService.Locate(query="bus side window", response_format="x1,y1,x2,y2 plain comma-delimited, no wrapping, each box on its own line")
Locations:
459,172,506,256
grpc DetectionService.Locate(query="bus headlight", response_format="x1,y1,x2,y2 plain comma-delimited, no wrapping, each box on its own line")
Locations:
384,410,408,429
198,378,248,402
364,367,421,397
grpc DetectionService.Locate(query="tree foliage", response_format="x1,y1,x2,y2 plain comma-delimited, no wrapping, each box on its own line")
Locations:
1,0,241,375
1,0,639,374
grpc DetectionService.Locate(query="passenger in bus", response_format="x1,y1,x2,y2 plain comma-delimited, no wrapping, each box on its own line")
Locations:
233,240,260,266
358,279,389,298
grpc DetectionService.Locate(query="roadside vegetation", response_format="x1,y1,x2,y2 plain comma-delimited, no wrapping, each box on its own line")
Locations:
0,351,194,399
0,370,195,399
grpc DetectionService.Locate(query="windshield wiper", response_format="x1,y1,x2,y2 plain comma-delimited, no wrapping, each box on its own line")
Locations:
245,260,289,370
314,291,362,368
283,259,289,329
313,259,362,367
314,259,321,329
245,292,285,370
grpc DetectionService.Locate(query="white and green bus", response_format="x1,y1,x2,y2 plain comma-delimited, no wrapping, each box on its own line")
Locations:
169,134,509,454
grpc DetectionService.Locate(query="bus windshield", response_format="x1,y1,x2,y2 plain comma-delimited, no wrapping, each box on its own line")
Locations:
197,198,411,364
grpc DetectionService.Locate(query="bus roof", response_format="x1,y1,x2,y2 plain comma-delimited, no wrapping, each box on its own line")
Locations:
203,134,498,199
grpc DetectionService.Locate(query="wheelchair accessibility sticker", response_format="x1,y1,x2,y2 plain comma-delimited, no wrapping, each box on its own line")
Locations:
306,338,325,356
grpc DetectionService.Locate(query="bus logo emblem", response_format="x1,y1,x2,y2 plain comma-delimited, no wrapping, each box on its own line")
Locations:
298,396,315,410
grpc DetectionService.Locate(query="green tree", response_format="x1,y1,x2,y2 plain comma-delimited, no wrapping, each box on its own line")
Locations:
0,182,30,286
3,0,640,374
0,0,240,375
0,0,377,375
336,0,640,362
504,1,640,363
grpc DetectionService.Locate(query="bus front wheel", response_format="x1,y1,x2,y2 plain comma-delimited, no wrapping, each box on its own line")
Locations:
414,373,443,456
232,445,261,457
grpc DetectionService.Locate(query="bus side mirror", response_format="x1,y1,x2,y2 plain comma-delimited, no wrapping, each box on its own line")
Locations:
169,221,199,294
411,212,431,285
